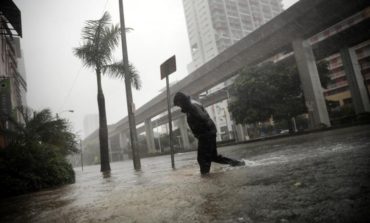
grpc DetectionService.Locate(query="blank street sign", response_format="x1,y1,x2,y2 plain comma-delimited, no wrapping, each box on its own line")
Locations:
160,55,176,80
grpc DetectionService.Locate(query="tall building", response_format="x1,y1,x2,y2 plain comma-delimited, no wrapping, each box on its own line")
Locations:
307,10,370,118
182,0,283,141
183,0,283,72
83,114,99,138
0,0,25,148
322,41,370,113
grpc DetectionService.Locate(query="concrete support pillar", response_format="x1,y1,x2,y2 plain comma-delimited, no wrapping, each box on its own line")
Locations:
144,119,156,154
235,124,245,142
292,39,331,128
108,137,112,162
178,115,190,150
119,132,126,150
340,47,370,113
119,132,128,160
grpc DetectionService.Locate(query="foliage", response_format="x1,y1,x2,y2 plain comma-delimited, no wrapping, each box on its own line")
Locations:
229,61,329,125
0,108,77,197
73,12,121,70
103,61,142,90
73,12,141,172
0,143,75,197
73,12,122,172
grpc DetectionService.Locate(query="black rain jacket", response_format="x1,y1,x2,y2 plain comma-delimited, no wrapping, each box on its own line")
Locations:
184,100,217,139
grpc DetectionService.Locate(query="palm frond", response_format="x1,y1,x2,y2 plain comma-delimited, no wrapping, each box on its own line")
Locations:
128,65,142,90
82,12,111,41
98,24,121,66
73,42,97,68
74,12,121,69
103,61,142,90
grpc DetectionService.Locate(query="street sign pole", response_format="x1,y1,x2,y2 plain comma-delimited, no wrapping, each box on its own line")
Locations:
166,75,175,169
160,55,176,169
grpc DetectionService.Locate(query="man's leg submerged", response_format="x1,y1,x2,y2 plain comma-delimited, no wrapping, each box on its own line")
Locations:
197,136,245,174
197,137,213,174
197,150,211,174
209,137,245,167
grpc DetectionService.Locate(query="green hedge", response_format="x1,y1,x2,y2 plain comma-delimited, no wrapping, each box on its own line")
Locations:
0,143,75,197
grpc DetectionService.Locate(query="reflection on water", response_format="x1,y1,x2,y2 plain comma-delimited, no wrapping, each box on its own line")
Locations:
0,125,368,223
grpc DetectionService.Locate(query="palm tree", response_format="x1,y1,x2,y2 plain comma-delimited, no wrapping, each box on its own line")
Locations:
0,107,77,196
1,107,78,155
73,12,120,172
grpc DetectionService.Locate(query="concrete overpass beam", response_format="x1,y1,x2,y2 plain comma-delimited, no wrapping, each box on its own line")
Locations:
292,39,331,128
145,119,156,154
178,115,190,150
340,47,370,114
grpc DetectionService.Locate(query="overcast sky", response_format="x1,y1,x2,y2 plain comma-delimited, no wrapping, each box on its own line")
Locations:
14,0,298,138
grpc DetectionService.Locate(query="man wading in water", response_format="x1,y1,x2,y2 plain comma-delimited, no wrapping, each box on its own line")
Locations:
173,92,245,175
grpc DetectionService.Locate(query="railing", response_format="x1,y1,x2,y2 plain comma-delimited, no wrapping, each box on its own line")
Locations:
330,71,346,79
326,81,348,91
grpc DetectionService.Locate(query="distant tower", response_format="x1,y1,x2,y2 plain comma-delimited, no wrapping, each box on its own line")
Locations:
83,114,99,137
183,0,283,72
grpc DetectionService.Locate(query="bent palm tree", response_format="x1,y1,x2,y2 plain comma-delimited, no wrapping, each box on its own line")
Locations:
0,107,78,155
73,12,120,172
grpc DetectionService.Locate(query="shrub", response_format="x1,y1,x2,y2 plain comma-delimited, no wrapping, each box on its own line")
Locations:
0,143,75,197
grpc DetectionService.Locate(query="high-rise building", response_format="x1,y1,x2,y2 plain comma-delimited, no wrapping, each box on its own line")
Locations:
182,0,283,141
321,40,370,116
183,0,283,72
307,10,370,118
0,0,24,148
83,114,99,138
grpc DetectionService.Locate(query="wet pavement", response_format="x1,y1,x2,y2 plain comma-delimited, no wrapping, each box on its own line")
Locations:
0,125,369,223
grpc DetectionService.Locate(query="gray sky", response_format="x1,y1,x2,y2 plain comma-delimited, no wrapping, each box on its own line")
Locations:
14,0,298,138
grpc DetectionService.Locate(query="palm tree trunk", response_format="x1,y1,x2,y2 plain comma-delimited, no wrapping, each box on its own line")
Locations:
96,68,111,172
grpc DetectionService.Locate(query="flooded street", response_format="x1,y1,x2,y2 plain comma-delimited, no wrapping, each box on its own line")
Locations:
1,125,369,223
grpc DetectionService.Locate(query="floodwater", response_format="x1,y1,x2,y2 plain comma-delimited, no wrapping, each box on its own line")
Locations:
0,125,369,223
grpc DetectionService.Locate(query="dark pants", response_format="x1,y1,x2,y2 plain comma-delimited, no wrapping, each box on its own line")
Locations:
197,136,237,174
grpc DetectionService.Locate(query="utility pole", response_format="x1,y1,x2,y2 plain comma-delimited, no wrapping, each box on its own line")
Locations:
118,0,141,170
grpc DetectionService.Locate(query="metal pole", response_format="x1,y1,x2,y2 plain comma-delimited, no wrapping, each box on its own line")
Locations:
166,75,175,169
118,0,141,170
80,139,83,171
